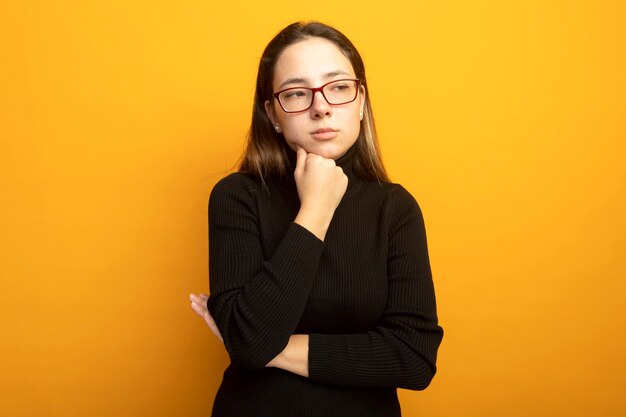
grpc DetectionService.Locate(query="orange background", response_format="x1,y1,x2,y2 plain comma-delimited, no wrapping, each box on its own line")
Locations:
1,1,625,416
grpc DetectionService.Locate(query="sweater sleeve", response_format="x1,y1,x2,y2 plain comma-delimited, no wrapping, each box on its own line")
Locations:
308,185,443,390
207,174,324,370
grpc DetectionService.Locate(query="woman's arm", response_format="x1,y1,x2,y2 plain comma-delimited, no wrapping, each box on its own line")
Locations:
201,186,442,389
265,334,309,377
191,293,308,377
259,187,442,388
306,186,443,390
207,175,322,370
207,148,347,371
203,182,441,388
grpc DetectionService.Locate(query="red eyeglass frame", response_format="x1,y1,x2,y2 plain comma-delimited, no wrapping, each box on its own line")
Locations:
272,78,361,113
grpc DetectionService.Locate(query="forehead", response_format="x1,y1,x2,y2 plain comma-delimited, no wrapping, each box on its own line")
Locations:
273,37,355,85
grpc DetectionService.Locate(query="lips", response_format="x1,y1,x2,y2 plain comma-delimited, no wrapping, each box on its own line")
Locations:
310,128,338,141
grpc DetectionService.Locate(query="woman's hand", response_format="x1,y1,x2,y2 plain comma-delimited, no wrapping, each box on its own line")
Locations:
266,334,309,378
293,146,348,241
190,293,223,342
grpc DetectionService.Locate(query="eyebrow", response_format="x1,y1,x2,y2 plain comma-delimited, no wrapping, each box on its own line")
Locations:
277,70,353,90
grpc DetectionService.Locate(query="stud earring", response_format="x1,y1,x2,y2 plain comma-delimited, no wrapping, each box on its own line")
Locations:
274,124,282,133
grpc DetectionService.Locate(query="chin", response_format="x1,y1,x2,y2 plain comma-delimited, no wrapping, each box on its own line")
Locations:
313,148,340,160
311,143,348,160
325,151,345,160
287,139,348,160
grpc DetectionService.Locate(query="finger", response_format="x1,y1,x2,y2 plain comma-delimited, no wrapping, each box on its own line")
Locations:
191,301,204,315
191,298,206,310
191,301,207,318
203,310,224,342
190,293,209,304
204,312,224,342
295,145,307,175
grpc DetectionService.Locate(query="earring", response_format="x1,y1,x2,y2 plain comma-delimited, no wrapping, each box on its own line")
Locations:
274,124,282,133
359,110,364,119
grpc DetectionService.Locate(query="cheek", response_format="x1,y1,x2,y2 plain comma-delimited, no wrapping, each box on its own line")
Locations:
344,110,362,136
278,116,306,136
278,121,306,148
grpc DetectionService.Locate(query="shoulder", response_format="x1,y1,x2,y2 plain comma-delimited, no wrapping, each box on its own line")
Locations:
374,182,426,229
212,172,261,193
210,172,261,200
368,181,422,212
209,172,263,212
390,183,422,213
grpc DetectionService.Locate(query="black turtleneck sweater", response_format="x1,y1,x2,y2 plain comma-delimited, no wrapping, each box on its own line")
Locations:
207,145,443,417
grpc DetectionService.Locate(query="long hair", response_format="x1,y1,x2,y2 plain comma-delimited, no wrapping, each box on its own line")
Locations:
239,21,389,185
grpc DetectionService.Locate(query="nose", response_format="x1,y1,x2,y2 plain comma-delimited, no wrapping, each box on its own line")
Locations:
310,90,332,118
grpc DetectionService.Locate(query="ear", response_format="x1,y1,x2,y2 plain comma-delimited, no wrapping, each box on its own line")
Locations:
264,100,277,125
359,85,366,120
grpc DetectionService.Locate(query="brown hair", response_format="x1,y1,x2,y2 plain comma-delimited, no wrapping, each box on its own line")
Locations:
239,21,389,185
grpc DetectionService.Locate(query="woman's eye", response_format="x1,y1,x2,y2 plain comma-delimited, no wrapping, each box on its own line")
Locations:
331,83,350,92
284,90,307,99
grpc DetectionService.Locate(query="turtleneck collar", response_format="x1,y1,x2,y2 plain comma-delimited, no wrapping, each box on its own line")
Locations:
333,142,358,173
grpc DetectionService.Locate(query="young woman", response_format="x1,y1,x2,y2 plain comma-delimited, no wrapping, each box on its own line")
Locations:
191,21,443,417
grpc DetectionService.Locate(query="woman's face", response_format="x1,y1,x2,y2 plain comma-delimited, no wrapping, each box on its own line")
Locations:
264,37,365,160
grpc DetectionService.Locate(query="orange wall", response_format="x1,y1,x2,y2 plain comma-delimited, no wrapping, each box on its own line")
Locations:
1,1,625,416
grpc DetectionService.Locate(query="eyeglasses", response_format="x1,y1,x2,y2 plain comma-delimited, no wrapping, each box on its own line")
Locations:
273,79,361,113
